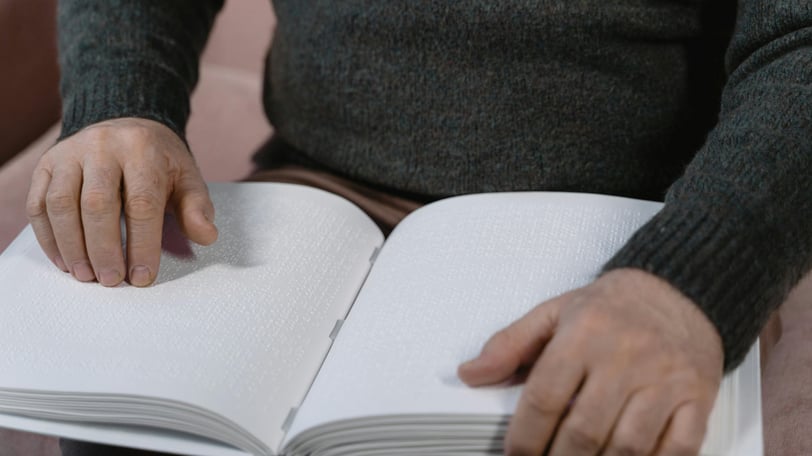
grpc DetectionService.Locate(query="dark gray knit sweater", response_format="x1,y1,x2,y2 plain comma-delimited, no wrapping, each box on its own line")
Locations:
57,0,812,370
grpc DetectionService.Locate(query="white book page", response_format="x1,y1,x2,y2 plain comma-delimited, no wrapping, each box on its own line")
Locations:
0,183,383,454
286,192,759,455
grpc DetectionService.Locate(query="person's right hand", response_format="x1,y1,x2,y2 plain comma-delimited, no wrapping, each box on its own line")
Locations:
26,117,218,287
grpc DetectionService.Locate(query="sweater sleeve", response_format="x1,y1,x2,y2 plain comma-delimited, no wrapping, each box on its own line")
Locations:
57,0,224,142
603,0,812,370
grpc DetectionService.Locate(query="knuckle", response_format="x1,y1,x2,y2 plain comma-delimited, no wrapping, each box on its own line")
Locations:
26,196,47,218
124,194,163,220
87,163,121,184
124,128,168,158
561,420,603,452
127,164,167,187
45,191,77,215
521,388,560,417
81,190,118,216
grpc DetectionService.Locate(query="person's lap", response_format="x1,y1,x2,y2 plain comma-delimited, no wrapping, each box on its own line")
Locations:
58,165,786,455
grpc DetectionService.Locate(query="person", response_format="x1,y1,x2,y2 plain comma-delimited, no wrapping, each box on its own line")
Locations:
31,0,810,455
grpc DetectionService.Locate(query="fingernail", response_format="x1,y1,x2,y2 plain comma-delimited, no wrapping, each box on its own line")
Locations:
72,262,95,282
54,255,67,272
129,265,152,287
98,269,122,287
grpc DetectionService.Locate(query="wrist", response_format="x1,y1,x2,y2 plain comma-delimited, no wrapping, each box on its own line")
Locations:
599,268,724,364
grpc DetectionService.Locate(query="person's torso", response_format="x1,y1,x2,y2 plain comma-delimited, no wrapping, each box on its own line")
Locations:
262,0,736,199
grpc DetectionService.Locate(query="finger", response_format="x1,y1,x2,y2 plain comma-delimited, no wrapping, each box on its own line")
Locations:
46,163,95,282
122,164,168,287
27,166,65,271
656,402,710,456
506,339,586,456
548,370,629,456
603,386,677,456
459,295,568,386
81,155,125,287
169,169,217,246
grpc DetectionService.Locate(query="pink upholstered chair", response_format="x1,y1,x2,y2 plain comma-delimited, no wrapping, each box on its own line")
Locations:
0,1,809,455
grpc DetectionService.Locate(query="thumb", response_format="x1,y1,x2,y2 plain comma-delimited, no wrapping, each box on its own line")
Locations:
458,293,566,386
170,171,218,246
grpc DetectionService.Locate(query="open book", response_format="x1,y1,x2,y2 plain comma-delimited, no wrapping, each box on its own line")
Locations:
0,183,761,456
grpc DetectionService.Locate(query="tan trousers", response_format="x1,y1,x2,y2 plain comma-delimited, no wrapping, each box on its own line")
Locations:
245,165,424,234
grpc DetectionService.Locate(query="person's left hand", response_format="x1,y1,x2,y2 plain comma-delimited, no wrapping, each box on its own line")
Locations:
458,268,724,456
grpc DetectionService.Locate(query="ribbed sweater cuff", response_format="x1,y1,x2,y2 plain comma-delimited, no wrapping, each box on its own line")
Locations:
59,66,190,143
602,199,778,371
